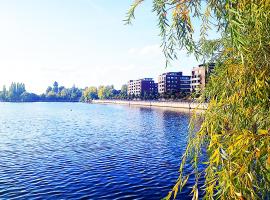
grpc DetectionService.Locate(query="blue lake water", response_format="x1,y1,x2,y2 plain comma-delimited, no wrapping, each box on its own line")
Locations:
0,102,201,199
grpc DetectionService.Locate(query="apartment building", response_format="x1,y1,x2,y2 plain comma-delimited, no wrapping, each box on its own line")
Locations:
158,72,191,94
127,78,157,97
191,63,215,91
180,75,191,93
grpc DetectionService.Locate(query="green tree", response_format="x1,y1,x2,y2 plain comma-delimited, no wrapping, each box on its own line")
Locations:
43,82,82,102
0,83,41,102
120,84,128,99
83,86,98,102
7,82,26,102
53,81,59,94
46,86,53,95
59,88,68,99
142,91,149,100
0,85,7,101
20,92,40,102
69,85,82,102
98,85,116,99
46,91,57,101
127,0,270,199
104,85,114,99
98,86,105,99
58,86,65,93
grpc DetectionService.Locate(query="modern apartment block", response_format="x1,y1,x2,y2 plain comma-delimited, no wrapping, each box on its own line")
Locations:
180,75,191,93
127,78,157,97
158,72,191,94
126,63,214,98
191,63,215,91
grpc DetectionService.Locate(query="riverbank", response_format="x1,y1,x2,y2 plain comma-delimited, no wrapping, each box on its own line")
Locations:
91,100,207,110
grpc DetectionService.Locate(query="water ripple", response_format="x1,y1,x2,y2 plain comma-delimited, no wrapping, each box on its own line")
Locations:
0,103,203,199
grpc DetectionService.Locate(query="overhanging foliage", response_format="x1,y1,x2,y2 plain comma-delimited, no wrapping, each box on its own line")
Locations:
127,0,270,199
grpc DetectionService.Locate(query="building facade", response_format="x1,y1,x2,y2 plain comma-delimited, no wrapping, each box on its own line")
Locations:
180,75,191,93
127,78,157,97
158,72,191,94
191,63,215,91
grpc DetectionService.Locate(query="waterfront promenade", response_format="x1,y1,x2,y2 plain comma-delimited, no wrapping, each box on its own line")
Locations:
92,100,207,110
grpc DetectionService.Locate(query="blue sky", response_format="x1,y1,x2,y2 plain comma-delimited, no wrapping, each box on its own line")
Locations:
0,0,200,94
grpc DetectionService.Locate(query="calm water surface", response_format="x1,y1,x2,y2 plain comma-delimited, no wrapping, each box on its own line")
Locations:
0,103,201,199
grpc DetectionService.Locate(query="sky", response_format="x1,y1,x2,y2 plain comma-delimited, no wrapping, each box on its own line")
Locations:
0,0,201,94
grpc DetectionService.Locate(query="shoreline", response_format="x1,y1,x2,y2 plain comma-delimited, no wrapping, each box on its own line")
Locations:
91,100,207,110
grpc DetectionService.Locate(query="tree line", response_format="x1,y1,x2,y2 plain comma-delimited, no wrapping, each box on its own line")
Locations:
81,85,128,102
82,85,191,102
0,83,39,102
0,82,193,102
0,82,128,102
0,82,82,102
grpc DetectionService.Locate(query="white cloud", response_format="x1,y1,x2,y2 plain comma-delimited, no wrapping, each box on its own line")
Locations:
128,44,162,57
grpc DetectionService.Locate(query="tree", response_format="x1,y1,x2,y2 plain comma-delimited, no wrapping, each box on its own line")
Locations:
20,92,40,102
7,82,26,102
40,93,46,101
111,88,120,99
127,1,270,199
59,88,68,99
104,85,114,99
142,91,149,100
53,81,59,94
69,85,82,102
83,87,98,101
98,85,113,99
82,86,98,102
46,86,53,94
46,91,57,101
97,85,121,99
97,86,105,99
42,82,82,102
0,82,84,102
120,84,128,99
58,86,65,93
0,85,7,101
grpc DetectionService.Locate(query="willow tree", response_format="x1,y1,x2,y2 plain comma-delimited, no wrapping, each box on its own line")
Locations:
126,0,270,199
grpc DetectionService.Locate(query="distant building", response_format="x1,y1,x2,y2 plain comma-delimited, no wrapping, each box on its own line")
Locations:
154,83,158,95
158,72,191,94
191,63,215,91
127,78,156,97
180,75,191,93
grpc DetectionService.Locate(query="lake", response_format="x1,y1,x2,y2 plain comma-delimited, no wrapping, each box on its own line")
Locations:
0,102,201,199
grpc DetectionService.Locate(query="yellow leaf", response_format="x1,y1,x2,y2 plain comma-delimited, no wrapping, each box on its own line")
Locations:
246,173,253,182
173,182,180,199
164,191,172,200
239,166,245,174
234,191,243,197
267,155,270,165
182,175,189,187
192,188,198,200
255,151,260,158
258,129,268,135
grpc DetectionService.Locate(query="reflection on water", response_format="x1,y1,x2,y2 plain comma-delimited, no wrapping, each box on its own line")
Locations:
0,102,202,199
